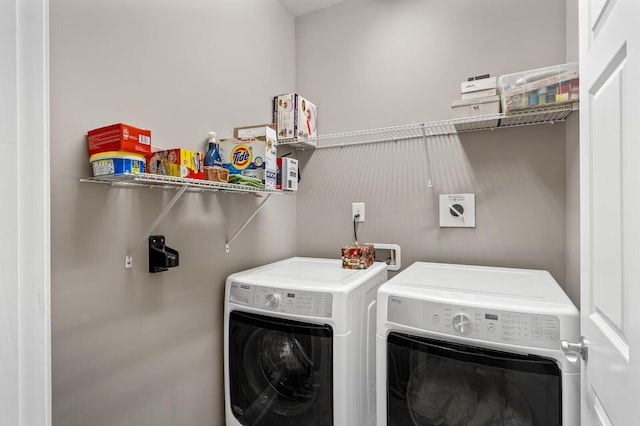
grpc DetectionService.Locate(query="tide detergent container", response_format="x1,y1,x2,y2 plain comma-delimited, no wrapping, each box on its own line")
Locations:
218,126,277,190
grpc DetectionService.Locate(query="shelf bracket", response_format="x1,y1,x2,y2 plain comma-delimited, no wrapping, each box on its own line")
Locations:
225,194,272,253
124,185,188,269
421,125,434,188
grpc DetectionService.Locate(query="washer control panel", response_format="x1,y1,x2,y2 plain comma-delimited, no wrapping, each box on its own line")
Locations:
387,295,561,349
229,282,333,318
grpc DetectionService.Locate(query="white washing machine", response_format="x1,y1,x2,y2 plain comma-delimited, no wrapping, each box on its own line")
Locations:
376,262,580,426
224,257,388,426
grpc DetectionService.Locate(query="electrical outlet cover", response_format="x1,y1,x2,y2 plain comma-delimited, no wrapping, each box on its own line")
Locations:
439,193,476,227
352,202,365,222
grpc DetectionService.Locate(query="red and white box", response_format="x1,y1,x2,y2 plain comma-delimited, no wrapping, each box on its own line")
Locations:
87,123,151,157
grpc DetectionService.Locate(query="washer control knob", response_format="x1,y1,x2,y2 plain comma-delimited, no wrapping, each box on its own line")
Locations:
452,313,473,334
264,293,280,309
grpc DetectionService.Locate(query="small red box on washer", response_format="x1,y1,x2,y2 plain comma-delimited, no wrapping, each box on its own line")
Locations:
341,243,374,269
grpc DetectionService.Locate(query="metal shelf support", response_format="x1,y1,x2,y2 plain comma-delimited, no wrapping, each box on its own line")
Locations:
421,124,434,188
125,185,188,269
225,194,272,253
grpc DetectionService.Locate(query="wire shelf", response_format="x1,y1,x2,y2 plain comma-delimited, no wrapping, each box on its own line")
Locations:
79,173,285,195
498,103,575,127
299,102,578,149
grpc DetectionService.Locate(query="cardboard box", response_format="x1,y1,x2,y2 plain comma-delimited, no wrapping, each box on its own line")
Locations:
461,88,498,100
341,243,374,269
218,126,278,189
460,76,497,93
273,93,318,143
451,95,501,119
233,123,277,139
87,123,151,157
277,157,298,191
147,148,203,179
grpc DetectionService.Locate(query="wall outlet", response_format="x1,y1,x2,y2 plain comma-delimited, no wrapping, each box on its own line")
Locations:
439,194,475,227
352,202,365,222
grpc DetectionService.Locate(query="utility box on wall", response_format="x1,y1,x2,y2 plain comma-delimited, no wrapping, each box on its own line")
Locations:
439,194,476,228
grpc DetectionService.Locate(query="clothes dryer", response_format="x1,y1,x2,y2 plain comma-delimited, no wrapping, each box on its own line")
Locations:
376,262,580,426
224,257,388,426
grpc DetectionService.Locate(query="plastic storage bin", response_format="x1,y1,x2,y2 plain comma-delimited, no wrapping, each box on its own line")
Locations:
90,151,146,176
498,62,579,113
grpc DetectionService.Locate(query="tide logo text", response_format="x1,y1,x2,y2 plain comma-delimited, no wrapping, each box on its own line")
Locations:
231,146,252,169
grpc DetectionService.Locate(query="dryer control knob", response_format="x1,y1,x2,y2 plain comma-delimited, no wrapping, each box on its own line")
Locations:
452,313,473,334
264,293,281,309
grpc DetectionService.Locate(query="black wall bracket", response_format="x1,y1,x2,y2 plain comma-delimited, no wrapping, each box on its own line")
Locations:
149,235,179,273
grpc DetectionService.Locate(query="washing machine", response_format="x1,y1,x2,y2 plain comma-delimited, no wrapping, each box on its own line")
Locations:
224,257,388,426
376,262,580,426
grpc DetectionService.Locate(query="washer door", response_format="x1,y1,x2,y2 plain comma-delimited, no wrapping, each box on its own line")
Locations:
228,311,333,426
387,332,562,426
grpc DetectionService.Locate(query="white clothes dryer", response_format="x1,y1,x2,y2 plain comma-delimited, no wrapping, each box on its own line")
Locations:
224,257,388,426
376,262,580,426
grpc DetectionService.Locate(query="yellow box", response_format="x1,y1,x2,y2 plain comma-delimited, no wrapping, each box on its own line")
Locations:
147,148,203,179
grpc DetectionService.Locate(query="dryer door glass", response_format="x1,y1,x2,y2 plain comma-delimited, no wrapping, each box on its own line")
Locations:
229,311,333,426
387,332,561,426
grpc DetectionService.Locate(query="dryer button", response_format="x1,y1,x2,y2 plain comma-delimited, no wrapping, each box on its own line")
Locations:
264,293,281,309
452,313,473,334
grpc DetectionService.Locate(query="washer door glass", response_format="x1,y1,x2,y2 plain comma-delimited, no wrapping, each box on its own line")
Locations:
229,311,333,426
387,332,561,426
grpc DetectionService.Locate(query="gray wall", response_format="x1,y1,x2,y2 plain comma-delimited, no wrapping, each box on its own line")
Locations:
50,1,296,425
295,0,578,296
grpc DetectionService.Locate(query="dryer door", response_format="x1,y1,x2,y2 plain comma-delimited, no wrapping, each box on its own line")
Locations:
228,311,333,426
386,332,562,426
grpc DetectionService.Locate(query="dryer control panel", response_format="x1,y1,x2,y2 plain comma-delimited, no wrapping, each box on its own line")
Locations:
229,282,333,318
387,296,561,350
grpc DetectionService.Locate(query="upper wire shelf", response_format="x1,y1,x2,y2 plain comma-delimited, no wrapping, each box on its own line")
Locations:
277,102,578,150
79,173,285,195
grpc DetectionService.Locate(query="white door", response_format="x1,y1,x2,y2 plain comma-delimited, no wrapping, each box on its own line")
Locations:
0,0,51,425
579,0,640,424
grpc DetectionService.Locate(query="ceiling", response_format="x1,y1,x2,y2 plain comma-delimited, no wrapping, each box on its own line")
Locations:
278,0,345,17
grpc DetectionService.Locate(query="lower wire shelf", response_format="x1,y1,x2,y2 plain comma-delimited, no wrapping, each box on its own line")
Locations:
79,172,285,195
80,173,288,264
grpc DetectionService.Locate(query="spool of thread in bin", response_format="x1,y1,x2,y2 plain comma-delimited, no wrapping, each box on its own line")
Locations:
538,86,548,104
557,81,571,103
547,84,559,104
